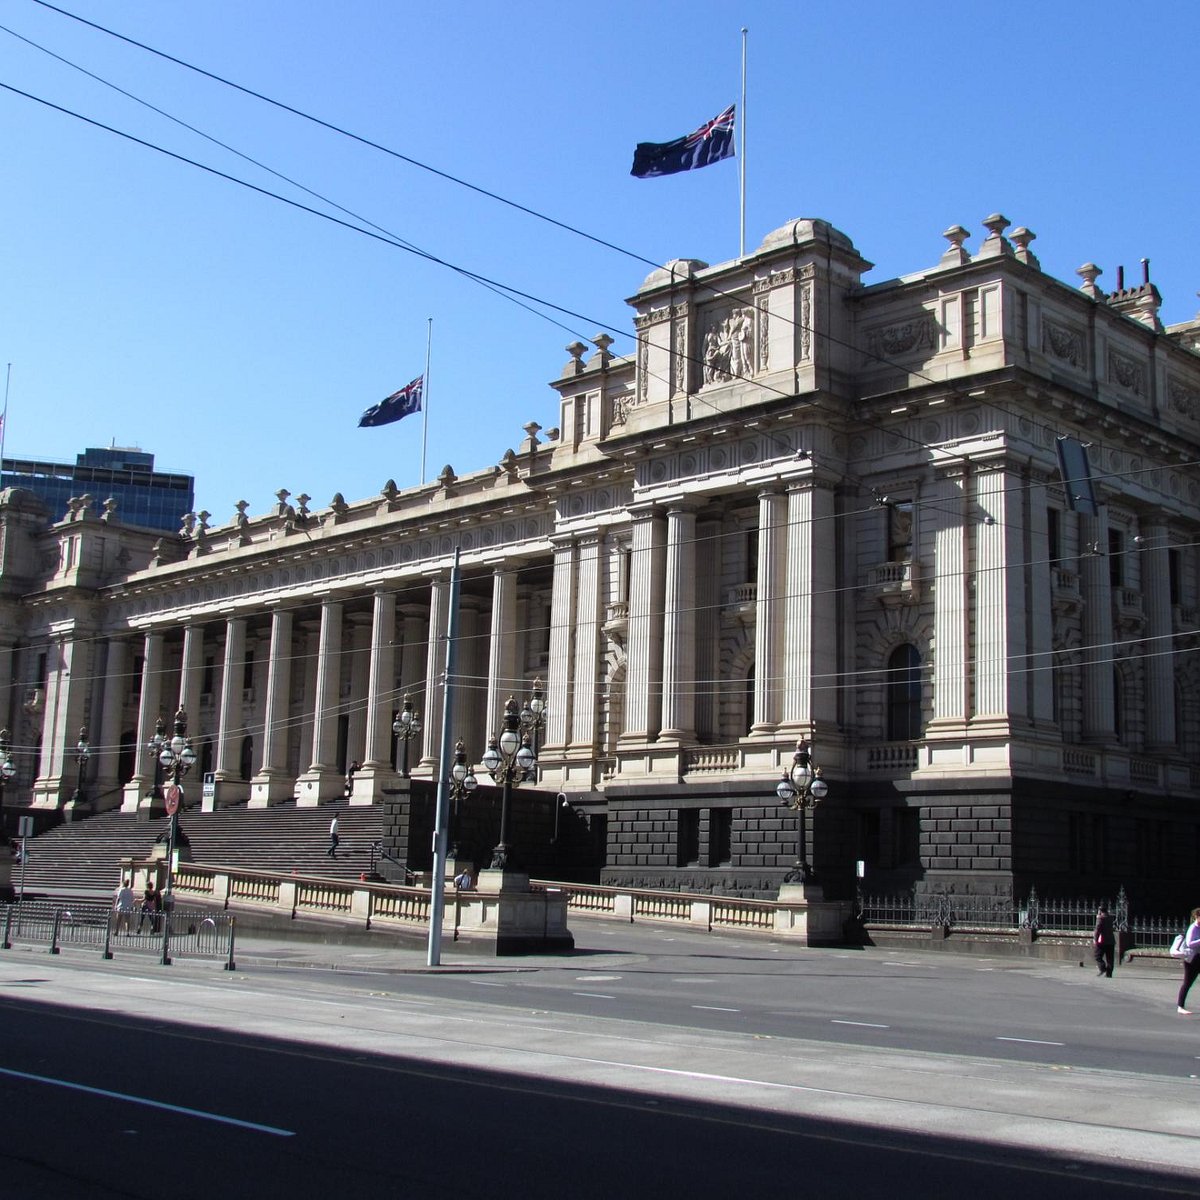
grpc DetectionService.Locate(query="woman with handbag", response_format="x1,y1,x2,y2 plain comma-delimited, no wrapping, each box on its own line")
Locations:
1176,907,1200,1015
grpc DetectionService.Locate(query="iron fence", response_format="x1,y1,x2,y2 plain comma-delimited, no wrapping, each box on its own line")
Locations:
858,884,1185,948
0,901,236,968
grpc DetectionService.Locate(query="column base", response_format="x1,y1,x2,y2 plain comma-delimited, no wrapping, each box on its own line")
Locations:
248,773,296,808
294,770,344,806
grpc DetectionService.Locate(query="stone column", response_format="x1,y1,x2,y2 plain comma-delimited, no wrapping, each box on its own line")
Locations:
568,534,604,760
751,490,785,734
344,612,372,777
358,590,398,793
250,606,294,807
420,576,449,770
295,618,320,781
178,624,205,732
660,504,697,742
125,631,164,812
973,467,1027,727
1026,480,1055,728
297,598,344,803
94,636,129,809
931,468,970,728
486,567,519,743
35,635,91,810
546,540,577,756
1079,509,1115,742
621,506,666,743
213,616,249,804
694,515,722,742
1140,520,1175,749
780,481,837,735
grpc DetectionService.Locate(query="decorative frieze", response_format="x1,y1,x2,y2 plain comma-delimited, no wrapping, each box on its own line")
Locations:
1167,376,1198,417
865,315,936,361
1107,350,1146,396
1041,319,1085,368
701,306,756,385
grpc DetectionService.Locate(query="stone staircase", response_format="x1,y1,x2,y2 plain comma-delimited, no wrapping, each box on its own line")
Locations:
12,801,385,899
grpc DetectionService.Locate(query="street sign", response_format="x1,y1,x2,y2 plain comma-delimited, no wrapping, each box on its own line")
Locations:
165,784,182,815
17,816,34,838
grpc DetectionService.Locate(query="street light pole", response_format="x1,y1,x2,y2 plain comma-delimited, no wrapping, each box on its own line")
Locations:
392,695,421,778
447,738,478,860
776,740,830,884
71,726,90,806
146,715,167,800
481,695,537,871
156,708,197,966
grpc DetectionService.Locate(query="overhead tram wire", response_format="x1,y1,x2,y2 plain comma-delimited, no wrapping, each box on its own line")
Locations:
22,0,1156,480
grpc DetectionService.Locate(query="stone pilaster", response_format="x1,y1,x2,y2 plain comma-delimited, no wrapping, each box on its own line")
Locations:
568,534,604,756
931,468,969,728
660,504,697,742
1140,520,1175,749
545,540,576,755
621,506,666,743
1079,509,1115,742
751,489,785,734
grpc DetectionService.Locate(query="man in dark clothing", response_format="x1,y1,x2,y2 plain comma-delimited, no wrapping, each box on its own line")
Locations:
1094,904,1116,977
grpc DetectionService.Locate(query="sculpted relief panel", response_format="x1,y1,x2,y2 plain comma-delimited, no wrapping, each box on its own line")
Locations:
701,306,755,385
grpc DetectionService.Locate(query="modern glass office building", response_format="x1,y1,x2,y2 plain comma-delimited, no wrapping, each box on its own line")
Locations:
0,446,194,533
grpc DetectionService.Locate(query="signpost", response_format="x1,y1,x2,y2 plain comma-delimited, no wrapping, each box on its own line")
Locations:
164,784,181,816
17,815,33,904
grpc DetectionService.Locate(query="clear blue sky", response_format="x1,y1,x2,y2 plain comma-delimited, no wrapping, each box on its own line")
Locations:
2,1,1197,522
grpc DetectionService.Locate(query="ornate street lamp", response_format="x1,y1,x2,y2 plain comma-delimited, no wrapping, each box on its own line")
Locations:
155,708,196,966
775,740,829,884
0,729,16,791
519,678,547,759
481,695,537,870
447,738,478,858
146,715,167,799
392,695,422,778
71,726,91,805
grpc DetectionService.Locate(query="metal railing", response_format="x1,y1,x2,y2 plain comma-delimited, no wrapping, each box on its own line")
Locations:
0,900,236,969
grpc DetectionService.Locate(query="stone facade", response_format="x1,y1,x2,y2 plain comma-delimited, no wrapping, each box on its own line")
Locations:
3,215,1199,907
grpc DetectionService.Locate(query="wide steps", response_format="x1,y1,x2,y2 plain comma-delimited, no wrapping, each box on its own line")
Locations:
15,803,385,897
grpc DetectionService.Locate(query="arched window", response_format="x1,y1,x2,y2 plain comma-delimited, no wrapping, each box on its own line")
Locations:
886,645,923,741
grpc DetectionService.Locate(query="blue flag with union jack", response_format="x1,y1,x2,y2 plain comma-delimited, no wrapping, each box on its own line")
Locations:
630,105,736,178
358,376,423,428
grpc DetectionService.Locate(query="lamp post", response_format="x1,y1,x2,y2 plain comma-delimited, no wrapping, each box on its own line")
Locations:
392,695,421,778
447,738,478,859
146,715,167,800
519,678,547,766
0,729,16,841
775,740,829,884
481,695,537,871
71,726,90,806
156,708,197,965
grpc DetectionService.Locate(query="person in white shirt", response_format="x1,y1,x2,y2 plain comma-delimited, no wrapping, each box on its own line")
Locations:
113,879,135,934
1177,907,1200,1014
327,815,340,859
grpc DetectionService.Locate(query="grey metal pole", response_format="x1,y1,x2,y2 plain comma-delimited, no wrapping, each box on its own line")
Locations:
426,547,461,967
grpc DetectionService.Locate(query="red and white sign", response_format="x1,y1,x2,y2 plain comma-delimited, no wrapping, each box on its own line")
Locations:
164,784,182,815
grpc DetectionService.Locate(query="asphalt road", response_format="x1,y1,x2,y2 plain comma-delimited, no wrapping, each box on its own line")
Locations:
0,920,1196,1198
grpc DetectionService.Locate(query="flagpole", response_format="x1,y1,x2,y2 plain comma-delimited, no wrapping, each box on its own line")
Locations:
420,317,432,486
739,27,748,259
1,363,11,466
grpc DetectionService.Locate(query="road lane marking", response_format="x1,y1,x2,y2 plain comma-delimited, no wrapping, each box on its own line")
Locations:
575,975,621,982
831,1019,890,1029
0,1066,294,1136
996,1037,1065,1047
469,980,507,987
692,1005,740,1012
573,992,615,999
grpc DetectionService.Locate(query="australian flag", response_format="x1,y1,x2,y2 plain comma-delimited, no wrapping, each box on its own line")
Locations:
630,105,736,178
358,375,423,428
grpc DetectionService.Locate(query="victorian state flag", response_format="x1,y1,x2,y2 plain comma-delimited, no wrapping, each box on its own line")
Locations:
630,105,736,178
358,376,423,428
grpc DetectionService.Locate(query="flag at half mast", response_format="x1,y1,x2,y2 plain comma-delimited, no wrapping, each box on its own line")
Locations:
630,105,736,178
358,376,423,428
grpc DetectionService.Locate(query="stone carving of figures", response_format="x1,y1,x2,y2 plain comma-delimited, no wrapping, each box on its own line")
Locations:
727,309,752,379
703,327,727,384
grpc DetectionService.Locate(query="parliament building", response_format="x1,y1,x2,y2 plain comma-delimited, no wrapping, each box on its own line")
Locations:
3,215,1198,907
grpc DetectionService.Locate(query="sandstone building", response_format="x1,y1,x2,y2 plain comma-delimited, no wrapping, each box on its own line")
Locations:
3,215,1197,907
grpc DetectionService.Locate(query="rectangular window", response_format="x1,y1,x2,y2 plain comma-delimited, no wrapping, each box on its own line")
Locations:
893,807,921,867
1047,507,1062,565
242,650,255,691
858,810,881,868
202,656,215,697
710,808,732,866
888,501,914,562
1168,548,1182,607
678,808,700,867
1108,528,1123,587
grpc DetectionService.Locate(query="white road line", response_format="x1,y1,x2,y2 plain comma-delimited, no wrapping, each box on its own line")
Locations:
831,1019,890,1029
996,1037,1065,1047
573,992,615,999
692,1005,740,1012
0,1066,294,1136
469,980,507,988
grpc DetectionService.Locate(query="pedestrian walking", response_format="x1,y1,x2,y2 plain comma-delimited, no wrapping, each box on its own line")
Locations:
327,814,340,858
344,761,359,799
1176,906,1200,1014
113,878,135,934
136,880,161,934
1093,904,1115,977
